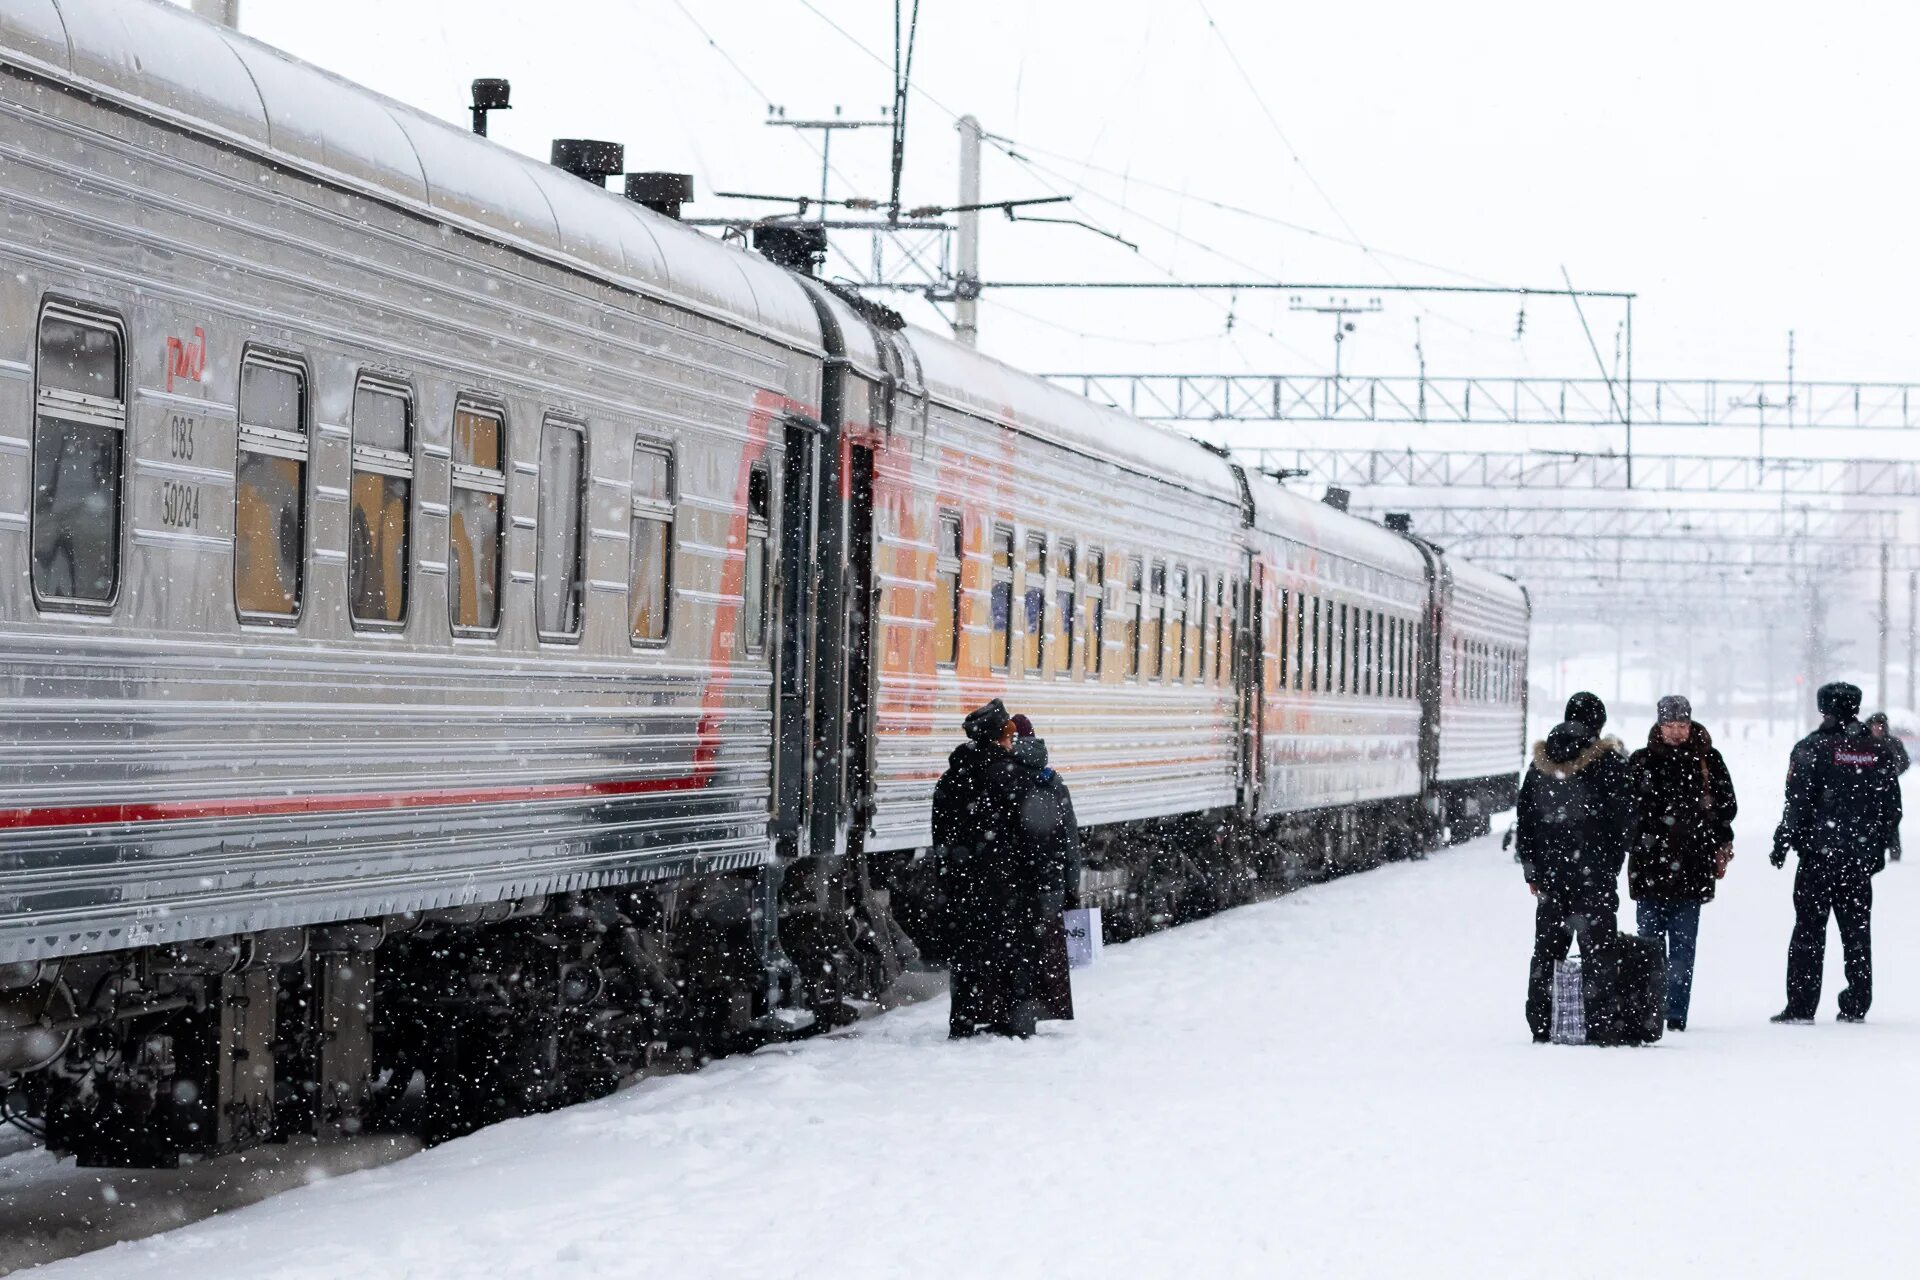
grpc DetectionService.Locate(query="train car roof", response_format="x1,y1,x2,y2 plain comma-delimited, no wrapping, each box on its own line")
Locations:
0,0,825,352
1441,550,1530,611
903,326,1243,502
1243,470,1430,576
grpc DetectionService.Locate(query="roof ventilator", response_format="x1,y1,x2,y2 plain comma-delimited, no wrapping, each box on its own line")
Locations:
1322,486,1351,512
550,139,625,188
624,173,695,220
754,224,828,276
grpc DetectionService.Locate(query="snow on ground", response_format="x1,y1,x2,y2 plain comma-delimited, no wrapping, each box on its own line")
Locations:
16,728,1920,1279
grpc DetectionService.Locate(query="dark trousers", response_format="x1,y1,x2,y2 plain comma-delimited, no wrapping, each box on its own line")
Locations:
1526,898,1618,1040
1785,860,1874,1019
1635,899,1703,1027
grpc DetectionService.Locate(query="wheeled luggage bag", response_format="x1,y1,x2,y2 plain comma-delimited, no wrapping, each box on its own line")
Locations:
1581,932,1667,1045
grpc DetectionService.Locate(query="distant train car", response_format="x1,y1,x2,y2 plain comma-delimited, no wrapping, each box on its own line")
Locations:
0,0,1529,1167
1428,553,1532,836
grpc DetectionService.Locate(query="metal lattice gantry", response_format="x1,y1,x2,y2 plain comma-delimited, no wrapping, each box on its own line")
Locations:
1460,540,1920,575
1359,504,1905,545
1045,372,1920,429
1245,448,1920,498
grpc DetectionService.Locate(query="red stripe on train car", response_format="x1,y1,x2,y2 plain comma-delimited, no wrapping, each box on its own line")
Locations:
0,771,708,832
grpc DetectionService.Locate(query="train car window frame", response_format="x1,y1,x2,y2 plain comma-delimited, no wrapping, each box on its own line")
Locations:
1366,610,1378,697
990,523,1014,672
1171,564,1189,683
1055,539,1077,679
1147,560,1167,681
347,374,415,630
1213,574,1228,685
1125,557,1144,679
935,510,963,669
1187,569,1204,683
536,416,588,644
1084,547,1105,679
1278,587,1291,691
233,347,309,625
742,463,771,657
1021,532,1047,675
1294,590,1307,692
1308,597,1320,692
628,440,674,647
446,395,507,638
31,301,127,613
1334,602,1347,694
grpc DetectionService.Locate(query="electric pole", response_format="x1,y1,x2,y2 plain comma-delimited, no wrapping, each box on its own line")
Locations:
955,115,983,348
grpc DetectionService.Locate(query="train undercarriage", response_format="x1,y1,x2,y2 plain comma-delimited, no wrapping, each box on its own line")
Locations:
0,785,1509,1168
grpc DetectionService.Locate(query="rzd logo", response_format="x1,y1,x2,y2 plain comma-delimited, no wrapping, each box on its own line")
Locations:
165,326,206,392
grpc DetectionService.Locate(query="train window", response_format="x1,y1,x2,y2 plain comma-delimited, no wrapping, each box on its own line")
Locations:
990,524,1014,672
1359,610,1371,697
348,377,413,628
1171,566,1188,683
935,511,963,668
1308,597,1320,692
1333,602,1347,694
448,399,506,635
1397,614,1413,694
234,351,307,621
1356,607,1366,694
630,442,674,645
743,465,771,656
31,305,126,610
1194,572,1210,686
1056,541,1077,678
1125,557,1143,679
1085,548,1105,679
1214,575,1228,684
537,419,586,641
1277,588,1291,690
1147,561,1167,680
1294,591,1306,692
1021,533,1046,674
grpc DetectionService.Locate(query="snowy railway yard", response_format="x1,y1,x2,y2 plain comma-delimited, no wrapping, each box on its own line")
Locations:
5,735,1915,1280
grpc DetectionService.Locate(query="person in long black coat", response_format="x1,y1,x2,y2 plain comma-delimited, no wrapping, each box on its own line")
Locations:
1771,682,1904,1023
1626,696,1736,1031
1009,714,1081,1023
931,699,1060,1038
1515,705,1637,1042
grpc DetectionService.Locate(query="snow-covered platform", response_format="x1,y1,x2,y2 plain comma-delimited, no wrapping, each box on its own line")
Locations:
13,735,1920,1278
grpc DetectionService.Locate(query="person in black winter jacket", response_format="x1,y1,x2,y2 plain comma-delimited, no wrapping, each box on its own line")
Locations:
1626,695,1737,1031
1009,714,1081,915
931,700,1062,1038
1868,712,1909,861
1771,682,1904,1024
1516,698,1637,1042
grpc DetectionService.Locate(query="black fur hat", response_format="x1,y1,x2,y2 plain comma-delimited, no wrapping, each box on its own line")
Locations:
962,698,1011,743
1817,681,1863,720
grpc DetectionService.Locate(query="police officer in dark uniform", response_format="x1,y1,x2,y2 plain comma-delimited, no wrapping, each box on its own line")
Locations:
1770,681,1904,1024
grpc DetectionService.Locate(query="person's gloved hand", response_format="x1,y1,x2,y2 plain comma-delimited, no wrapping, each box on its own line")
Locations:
1771,827,1791,869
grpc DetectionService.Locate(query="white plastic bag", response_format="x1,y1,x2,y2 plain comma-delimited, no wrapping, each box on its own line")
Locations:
1063,907,1103,969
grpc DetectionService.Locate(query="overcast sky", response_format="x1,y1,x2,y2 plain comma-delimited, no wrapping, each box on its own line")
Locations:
214,1,1920,390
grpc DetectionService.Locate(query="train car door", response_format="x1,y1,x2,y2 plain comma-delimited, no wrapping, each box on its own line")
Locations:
1239,552,1264,819
772,414,823,860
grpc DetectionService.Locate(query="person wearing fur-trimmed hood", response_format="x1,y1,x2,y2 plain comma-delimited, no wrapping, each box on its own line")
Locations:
1515,693,1637,1042
1626,695,1737,1032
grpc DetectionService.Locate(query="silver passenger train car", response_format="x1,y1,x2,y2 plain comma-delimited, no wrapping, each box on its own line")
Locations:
0,0,1527,1165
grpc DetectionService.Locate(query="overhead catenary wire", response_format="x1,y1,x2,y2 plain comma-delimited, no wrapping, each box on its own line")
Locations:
1190,0,1390,281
